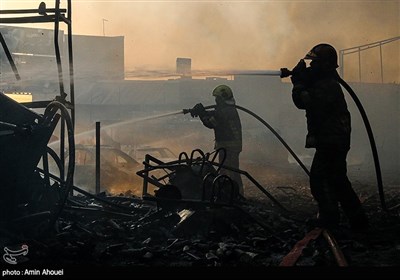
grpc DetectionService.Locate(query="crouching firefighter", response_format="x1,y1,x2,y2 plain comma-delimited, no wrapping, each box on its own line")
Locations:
189,85,244,197
288,43,368,231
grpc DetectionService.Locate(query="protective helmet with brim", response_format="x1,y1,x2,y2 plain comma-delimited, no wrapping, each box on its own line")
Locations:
304,43,339,68
212,85,233,100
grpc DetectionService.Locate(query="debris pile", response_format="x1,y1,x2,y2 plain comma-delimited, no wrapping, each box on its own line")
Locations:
2,177,399,269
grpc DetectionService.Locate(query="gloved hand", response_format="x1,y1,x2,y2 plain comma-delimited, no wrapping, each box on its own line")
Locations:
290,59,307,85
190,103,206,118
280,68,292,78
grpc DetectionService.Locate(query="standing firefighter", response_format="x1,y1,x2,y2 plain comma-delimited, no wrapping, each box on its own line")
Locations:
289,43,368,230
189,85,244,196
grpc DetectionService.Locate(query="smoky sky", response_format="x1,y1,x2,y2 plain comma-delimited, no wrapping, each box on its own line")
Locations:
1,0,399,78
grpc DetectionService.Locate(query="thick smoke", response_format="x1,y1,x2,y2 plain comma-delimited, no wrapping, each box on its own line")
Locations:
2,0,399,193
2,1,398,81
71,1,398,79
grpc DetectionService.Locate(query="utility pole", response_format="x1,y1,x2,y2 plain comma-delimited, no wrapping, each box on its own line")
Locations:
102,18,108,36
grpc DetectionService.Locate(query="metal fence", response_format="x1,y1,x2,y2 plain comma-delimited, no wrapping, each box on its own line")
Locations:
339,36,400,83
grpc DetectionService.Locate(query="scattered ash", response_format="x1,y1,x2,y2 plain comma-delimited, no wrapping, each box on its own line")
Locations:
0,163,399,276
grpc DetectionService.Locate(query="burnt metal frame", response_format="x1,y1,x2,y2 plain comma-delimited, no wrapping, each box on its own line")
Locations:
0,1,75,112
136,150,288,212
0,1,75,184
0,32,20,80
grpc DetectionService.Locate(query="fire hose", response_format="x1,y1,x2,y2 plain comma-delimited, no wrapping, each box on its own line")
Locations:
43,101,75,225
280,68,386,211
335,73,386,211
184,104,310,177
184,68,386,211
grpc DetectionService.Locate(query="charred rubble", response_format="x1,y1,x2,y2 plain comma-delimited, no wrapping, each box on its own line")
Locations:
1,2,400,273
1,118,400,269
0,87,399,269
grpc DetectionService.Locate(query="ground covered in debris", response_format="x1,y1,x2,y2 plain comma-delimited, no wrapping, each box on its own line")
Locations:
1,163,399,277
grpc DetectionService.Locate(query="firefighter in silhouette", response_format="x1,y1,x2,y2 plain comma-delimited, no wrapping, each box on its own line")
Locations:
289,43,368,230
189,85,244,196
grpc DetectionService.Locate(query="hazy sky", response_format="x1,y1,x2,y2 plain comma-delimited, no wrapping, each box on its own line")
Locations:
1,0,399,77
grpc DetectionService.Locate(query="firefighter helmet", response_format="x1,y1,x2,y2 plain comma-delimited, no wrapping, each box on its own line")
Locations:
212,85,233,100
304,43,339,69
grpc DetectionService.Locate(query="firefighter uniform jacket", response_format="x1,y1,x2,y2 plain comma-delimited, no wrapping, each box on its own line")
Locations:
291,72,351,151
199,103,242,152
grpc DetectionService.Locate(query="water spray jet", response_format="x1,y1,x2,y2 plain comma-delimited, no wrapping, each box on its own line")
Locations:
183,104,310,177
50,110,184,147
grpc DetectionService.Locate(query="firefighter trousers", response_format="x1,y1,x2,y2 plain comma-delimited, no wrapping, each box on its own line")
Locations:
310,148,368,229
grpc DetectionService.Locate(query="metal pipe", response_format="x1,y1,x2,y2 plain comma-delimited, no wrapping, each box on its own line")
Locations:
322,229,348,267
95,121,101,194
358,47,362,82
0,32,21,80
223,70,282,76
379,44,384,83
60,117,65,181
200,160,288,212
142,155,150,196
102,18,108,36
64,206,137,219
67,0,75,127
0,121,18,130
339,50,344,78
0,8,67,14
340,36,400,52
54,0,66,100
42,150,50,188
0,15,58,24
186,70,283,77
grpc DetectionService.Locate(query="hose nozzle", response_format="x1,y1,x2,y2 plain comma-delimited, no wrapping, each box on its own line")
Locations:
280,68,293,78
